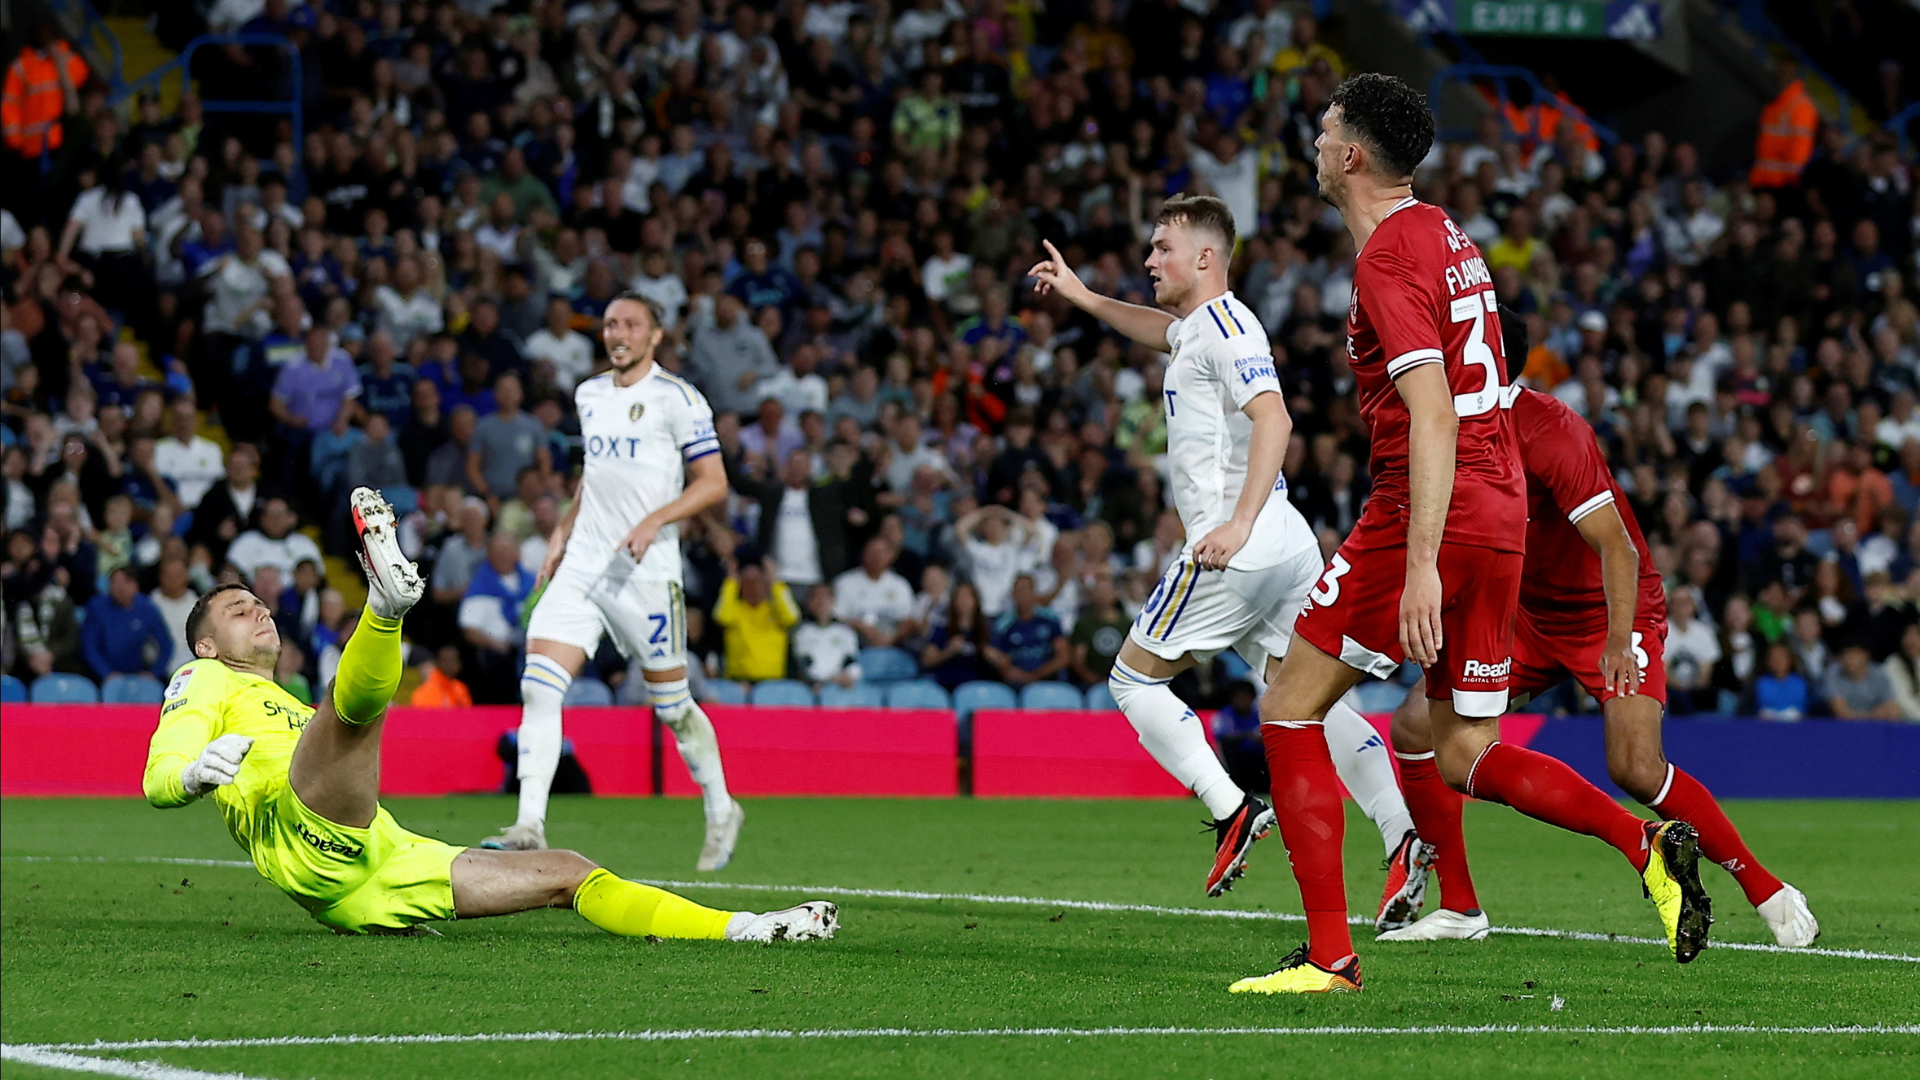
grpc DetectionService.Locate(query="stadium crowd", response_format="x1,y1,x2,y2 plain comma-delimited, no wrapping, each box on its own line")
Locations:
4,0,1920,723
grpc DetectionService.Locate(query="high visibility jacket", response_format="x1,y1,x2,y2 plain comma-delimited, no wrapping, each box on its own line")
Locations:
2,44,87,157
1749,79,1819,189
1487,89,1598,154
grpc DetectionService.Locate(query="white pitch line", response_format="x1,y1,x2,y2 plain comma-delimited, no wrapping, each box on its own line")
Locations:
1,1044,270,1080
20,1025,1920,1053
8,856,1917,964
638,878,1920,964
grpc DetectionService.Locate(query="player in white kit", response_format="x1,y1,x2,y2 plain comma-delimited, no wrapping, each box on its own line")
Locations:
1029,196,1431,921
480,294,744,871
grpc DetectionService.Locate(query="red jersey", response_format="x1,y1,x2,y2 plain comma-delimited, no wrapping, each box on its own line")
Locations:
1345,198,1525,553
1512,388,1667,624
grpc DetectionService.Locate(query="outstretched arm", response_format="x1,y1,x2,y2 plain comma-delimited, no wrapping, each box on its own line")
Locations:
1027,239,1174,352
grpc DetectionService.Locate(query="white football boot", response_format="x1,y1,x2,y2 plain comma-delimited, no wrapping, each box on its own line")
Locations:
478,820,548,851
350,487,424,619
725,901,839,943
1375,907,1492,942
1756,883,1820,947
697,800,745,872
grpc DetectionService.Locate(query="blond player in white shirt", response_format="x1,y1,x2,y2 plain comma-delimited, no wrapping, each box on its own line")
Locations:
481,294,744,871
1029,195,1427,915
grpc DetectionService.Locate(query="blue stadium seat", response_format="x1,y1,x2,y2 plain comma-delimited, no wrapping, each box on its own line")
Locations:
705,680,749,705
1350,681,1405,715
818,682,886,708
564,677,615,706
953,680,1018,720
1020,681,1084,710
750,679,817,706
31,673,99,704
884,679,951,710
101,674,164,704
1083,683,1117,711
1,674,25,702
1219,651,1253,682
857,646,919,683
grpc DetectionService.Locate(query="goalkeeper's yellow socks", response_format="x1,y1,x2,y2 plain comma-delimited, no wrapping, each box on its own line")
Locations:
573,869,732,939
330,610,405,727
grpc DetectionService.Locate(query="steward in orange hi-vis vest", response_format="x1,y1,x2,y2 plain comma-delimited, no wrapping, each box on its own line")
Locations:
2,28,88,158
1748,75,1819,189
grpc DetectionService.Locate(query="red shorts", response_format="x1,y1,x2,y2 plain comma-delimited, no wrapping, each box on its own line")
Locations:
1293,536,1522,718
1511,608,1669,708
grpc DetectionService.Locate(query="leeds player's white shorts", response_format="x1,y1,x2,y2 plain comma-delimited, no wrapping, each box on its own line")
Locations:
526,558,688,672
1128,545,1325,675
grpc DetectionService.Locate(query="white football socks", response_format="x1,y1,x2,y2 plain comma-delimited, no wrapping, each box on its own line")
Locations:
1110,658,1244,819
649,676,733,823
515,653,572,828
1323,693,1416,856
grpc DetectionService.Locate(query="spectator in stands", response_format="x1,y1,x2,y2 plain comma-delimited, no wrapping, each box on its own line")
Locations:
955,503,1034,617
345,412,413,513
468,373,549,508
459,531,533,704
153,397,225,510
713,548,801,683
832,536,914,647
686,294,779,417
1068,573,1129,688
1663,587,1721,714
985,574,1067,688
1753,642,1810,722
794,584,862,690
81,566,170,685
1210,681,1267,793
225,497,322,582
751,448,853,588
429,498,492,611
149,555,198,674
4,527,84,680
1823,642,1904,720
270,325,363,491
426,405,481,493
921,580,987,691
524,297,597,394
1883,624,1920,721
411,643,474,708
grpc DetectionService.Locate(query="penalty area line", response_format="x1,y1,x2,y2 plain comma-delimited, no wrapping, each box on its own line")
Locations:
5,857,1914,964
17,1025,1920,1053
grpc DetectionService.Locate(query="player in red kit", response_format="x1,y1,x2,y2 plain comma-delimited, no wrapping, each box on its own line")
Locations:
1380,379,1820,950
1230,74,1708,996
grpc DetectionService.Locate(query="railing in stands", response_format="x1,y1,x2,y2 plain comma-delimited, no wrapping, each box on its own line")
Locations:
1427,63,1621,149
48,0,127,99
113,34,303,167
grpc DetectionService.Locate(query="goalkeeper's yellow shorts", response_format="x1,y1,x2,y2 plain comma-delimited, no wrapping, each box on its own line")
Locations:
248,781,463,934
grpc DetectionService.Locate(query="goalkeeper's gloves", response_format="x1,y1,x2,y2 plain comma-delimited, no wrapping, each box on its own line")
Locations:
180,734,255,797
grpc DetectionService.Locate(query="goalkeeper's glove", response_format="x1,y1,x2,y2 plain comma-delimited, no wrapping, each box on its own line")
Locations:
181,734,255,797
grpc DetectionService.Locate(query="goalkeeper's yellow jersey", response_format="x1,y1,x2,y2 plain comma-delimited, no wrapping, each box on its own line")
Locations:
143,659,315,851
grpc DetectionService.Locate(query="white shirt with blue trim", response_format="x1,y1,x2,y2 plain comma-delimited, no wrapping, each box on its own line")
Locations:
1163,290,1318,572
566,364,720,581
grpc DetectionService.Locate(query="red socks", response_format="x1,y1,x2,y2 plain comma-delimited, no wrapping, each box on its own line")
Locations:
1648,765,1785,907
1396,752,1481,914
1468,742,1652,872
1261,723,1353,966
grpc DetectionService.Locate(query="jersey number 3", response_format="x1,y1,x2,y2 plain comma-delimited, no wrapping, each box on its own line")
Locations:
1449,291,1506,419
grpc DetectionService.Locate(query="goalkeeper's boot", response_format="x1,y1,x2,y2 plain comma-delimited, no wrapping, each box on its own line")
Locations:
1229,943,1362,994
1204,795,1276,897
1641,820,1712,963
1756,883,1820,948
697,800,745,872
725,901,838,943
1376,907,1491,942
1374,829,1437,932
350,487,424,620
479,820,547,851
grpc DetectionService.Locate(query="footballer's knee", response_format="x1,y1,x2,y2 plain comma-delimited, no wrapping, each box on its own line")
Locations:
549,850,600,905
1389,680,1433,756
1609,750,1670,805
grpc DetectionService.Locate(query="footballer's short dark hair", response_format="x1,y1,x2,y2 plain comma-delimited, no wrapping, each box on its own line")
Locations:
1328,73,1435,182
608,291,667,331
185,582,256,656
1156,193,1237,250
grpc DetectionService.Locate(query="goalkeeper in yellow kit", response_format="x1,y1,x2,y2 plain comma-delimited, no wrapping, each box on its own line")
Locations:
144,487,838,942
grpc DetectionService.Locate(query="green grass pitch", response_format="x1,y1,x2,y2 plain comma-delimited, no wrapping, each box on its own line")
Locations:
3,796,1917,1079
